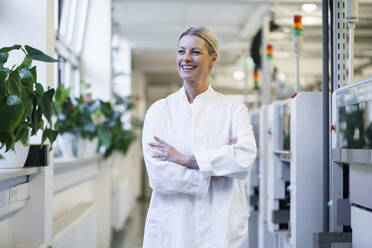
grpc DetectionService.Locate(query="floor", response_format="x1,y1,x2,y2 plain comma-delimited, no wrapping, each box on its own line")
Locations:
111,200,149,248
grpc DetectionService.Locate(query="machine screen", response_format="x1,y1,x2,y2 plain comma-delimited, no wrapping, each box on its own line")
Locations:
338,101,372,149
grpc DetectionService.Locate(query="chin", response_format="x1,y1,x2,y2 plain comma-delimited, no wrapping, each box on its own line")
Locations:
181,76,197,82
179,73,195,81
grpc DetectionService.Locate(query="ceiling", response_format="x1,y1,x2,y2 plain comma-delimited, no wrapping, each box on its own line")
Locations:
112,0,372,101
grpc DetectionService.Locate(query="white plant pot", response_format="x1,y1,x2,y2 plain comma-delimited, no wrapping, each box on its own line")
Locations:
57,134,98,159
0,141,30,169
77,137,99,159
57,133,78,159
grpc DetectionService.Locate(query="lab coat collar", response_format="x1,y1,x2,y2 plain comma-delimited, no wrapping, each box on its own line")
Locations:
180,85,214,106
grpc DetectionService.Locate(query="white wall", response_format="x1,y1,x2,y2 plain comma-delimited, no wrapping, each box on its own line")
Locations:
0,0,56,87
0,0,55,246
0,1,147,247
131,71,150,198
81,0,112,101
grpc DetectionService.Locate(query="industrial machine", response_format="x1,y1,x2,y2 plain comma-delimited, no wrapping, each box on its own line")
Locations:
258,105,276,248
246,110,260,248
266,99,290,236
265,92,324,248
331,78,372,247
318,0,371,247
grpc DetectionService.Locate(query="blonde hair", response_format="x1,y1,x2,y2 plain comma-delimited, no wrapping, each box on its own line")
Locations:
178,26,219,55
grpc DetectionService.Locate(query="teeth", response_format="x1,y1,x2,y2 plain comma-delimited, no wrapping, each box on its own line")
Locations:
182,65,195,69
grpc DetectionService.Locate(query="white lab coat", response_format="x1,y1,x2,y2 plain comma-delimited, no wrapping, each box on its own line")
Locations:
142,85,257,248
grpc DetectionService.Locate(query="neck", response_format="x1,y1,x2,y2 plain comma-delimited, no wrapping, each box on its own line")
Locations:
183,78,209,103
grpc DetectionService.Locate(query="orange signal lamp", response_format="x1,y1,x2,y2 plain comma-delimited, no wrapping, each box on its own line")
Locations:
293,22,303,30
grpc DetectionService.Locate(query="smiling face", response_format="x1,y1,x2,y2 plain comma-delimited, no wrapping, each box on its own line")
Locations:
176,35,217,84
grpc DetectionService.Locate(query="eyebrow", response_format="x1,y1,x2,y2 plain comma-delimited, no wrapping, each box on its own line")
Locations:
178,46,204,50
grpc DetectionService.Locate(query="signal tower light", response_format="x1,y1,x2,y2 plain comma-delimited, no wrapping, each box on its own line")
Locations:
293,15,303,36
293,15,303,93
266,44,273,60
253,69,259,90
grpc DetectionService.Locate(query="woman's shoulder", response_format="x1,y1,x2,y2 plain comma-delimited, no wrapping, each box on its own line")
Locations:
147,98,166,114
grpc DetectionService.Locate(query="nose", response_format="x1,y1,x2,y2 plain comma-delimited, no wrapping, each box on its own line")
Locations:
184,50,192,61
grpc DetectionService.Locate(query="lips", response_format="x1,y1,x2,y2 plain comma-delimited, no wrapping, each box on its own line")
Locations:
181,65,197,70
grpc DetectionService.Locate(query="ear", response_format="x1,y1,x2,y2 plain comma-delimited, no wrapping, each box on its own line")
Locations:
209,53,218,68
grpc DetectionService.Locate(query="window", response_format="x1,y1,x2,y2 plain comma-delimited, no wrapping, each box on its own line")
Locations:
112,33,132,128
55,0,89,97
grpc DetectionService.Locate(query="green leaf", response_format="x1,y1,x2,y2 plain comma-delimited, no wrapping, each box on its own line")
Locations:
18,56,32,70
19,68,34,89
0,45,21,53
0,131,13,152
0,53,8,64
7,130,15,152
0,97,25,132
35,83,44,95
24,45,59,62
21,87,33,120
30,66,37,83
40,88,55,122
14,124,28,145
98,129,111,148
6,71,22,97
0,67,9,81
41,128,58,150
31,109,44,135
55,85,71,114
0,84,5,96
6,95,21,106
0,68,8,96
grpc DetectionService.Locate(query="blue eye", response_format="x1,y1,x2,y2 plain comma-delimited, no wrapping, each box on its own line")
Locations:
178,50,185,54
192,51,200,54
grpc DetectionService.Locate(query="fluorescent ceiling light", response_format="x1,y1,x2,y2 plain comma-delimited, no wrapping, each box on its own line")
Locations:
282,27,291,33
302,4,317,13
270,32,287,39
302,16,321,25
278,72,287,82
233,70,245,81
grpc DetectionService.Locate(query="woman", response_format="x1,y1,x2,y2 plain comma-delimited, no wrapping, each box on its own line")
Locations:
142,26,257,248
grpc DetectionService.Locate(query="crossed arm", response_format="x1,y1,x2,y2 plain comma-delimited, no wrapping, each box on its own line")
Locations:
148,135,238,173
142,102,256,197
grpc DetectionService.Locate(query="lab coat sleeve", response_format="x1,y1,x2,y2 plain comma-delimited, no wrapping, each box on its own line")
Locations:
142,102,211,197
194,102,257,179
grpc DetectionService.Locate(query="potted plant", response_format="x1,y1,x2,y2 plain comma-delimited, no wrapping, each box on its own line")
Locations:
96,95,135,158
54,84,102,159
54,84,138,159
0,45,58,168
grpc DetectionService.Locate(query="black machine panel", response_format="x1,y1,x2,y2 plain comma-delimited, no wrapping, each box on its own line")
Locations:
338,101,372,149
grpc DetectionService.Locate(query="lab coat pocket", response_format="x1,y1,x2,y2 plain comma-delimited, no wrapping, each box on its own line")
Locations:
143,208,174,248
228,212,248,245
